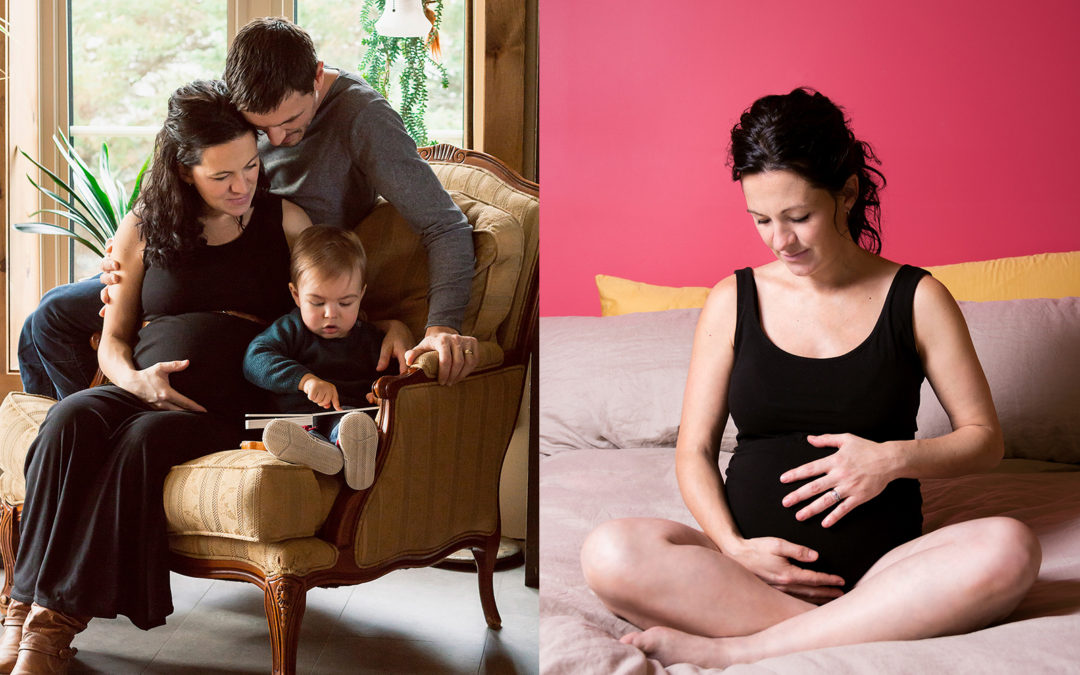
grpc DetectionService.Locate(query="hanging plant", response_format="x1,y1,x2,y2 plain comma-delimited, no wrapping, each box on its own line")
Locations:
358,0,450,146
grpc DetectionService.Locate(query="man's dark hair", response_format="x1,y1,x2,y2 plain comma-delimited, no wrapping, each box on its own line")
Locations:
224,18,319,114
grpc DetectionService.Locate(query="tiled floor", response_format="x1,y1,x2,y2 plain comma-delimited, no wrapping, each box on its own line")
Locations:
1,562,537,674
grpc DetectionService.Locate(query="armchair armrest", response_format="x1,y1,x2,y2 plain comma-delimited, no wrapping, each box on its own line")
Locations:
319,354,525,551
410,340,504,379
320,362,526,564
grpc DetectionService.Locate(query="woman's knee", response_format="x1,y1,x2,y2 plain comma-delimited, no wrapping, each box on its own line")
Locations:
580,518,689,598
34,290,80,340
38,392,107,436
581,519,650,593
27,394,112,471
969,517,1042,593
116,411,233,476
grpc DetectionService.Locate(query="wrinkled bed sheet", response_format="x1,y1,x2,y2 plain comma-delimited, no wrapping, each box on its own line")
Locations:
540,449,1080,674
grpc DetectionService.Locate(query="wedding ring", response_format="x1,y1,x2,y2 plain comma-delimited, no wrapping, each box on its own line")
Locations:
828,488,842,505
464,348,474,355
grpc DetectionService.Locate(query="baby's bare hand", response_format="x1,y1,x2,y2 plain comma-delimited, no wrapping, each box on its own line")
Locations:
302,377,341,410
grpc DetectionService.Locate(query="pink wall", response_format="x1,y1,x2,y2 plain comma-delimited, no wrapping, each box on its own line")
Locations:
539,1,1080,316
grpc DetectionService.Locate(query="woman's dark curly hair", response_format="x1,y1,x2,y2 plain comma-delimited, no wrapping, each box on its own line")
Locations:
137,79,262,268
729,87,886,254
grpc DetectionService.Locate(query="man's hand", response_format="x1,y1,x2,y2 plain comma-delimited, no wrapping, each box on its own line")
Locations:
404,326,479,386
98,238,120,317
300,373,342,410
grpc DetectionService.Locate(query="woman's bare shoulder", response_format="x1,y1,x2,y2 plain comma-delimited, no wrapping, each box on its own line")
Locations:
698,274,740,345
280,199,312,227
912,272,962,328
705,273,738,309
113,212,145,255
280,199,314,246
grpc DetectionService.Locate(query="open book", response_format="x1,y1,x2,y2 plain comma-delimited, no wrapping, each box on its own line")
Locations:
244,406,378,430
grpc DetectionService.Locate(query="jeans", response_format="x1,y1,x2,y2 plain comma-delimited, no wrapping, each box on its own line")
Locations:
18,275,106,399
309,415,345,445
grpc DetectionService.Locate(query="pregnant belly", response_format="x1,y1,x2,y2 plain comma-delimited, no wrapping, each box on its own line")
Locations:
725,433,922,588
133,312,269,416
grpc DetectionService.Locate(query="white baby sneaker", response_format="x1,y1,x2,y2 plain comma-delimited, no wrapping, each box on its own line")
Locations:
336,412,379,490
262,420,344,475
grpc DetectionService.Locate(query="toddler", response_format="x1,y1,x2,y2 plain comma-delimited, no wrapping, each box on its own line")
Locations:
243,226,395,490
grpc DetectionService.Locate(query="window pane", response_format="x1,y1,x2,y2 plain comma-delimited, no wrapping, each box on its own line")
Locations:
68,0,227,280
297,0,465,147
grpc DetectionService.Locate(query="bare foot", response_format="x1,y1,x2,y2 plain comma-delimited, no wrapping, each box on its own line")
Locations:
620,626,737,668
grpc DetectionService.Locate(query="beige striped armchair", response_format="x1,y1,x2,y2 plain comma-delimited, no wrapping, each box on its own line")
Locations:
0,145,538,675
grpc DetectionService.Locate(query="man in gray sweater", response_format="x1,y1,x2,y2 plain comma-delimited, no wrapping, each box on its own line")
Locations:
225,18,478,386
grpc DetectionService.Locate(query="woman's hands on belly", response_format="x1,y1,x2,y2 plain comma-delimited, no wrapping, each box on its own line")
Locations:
725,536,846,604
780,433,900,527
122,359,208,412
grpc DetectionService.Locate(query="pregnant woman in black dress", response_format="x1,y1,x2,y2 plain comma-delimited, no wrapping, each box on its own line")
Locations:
0,80,312,674
580,88,1042,668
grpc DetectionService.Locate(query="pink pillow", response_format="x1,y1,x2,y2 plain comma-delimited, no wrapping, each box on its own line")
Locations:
916,297,1080,463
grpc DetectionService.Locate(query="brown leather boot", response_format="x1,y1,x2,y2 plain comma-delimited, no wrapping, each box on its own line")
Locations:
0,599,30,673
10,604,89,675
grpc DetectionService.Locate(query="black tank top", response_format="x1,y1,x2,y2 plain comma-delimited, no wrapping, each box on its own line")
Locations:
139,191,292,320
133,191,293,416
724,264,928,587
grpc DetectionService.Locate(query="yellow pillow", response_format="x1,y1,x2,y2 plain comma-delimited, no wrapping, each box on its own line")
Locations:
595,274,709,316
925,251,1080,302
597,251,1080,316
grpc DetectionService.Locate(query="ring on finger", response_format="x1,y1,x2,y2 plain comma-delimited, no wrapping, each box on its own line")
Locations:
464,348,474,355
827,488,842,505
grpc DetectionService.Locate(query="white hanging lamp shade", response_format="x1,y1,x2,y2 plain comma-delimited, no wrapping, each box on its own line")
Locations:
375,0,431,38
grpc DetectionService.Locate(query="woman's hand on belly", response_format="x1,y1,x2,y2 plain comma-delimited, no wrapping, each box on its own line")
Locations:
780,433,899,528
122,359,208,412
726,536,846,603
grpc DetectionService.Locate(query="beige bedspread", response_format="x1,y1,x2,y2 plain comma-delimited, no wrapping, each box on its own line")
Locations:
540,450,1080,674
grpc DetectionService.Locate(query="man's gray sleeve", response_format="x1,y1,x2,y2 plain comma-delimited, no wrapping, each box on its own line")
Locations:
351,100,475,332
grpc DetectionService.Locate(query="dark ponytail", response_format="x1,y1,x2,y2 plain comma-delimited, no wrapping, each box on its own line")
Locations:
729,87,886,253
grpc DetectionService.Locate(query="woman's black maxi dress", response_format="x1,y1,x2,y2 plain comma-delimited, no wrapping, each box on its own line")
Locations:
11,192,292,629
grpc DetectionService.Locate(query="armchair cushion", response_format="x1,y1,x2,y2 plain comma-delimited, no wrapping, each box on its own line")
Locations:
0,392,54,505
358,192,524,343
429,161,539,351
0,393,339,544
164,450,340,543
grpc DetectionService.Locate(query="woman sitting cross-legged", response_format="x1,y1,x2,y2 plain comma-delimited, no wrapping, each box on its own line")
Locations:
0,80,314,674
580,87,1042,669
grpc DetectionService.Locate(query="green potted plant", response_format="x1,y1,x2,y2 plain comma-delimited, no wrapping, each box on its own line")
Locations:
358,0,450,146
15,132,147,259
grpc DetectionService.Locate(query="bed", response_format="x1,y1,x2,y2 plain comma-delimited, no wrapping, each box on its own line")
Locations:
539,282,1080,673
